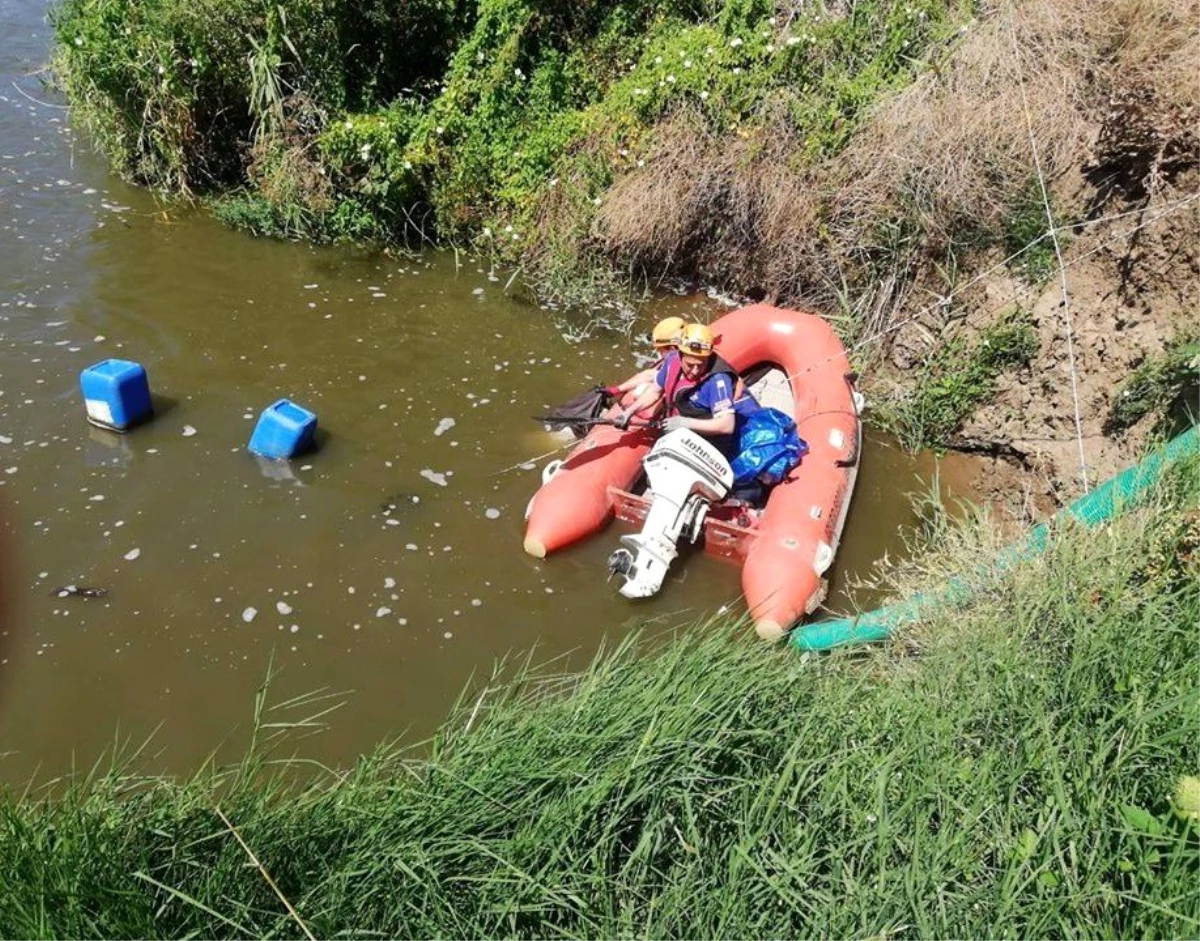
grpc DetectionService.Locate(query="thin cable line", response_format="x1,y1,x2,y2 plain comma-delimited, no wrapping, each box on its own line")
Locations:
1008,12,1089,491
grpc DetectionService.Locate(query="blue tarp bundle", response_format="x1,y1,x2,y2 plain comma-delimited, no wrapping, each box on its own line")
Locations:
731,407,807,485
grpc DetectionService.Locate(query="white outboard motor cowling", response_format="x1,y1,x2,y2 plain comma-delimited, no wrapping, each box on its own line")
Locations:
608,429,733,598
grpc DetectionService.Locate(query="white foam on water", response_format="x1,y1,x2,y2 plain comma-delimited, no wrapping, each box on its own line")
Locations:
420,469,448,487
123,547,140,561
433,417,456,437
242,607,258,622
276,601,292,615
485,507,500,519
375,606,391,618
182,426,197,437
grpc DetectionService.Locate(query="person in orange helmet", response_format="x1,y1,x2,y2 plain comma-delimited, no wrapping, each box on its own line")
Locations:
600,316,686,407
616,322,766,502
617,323,759,440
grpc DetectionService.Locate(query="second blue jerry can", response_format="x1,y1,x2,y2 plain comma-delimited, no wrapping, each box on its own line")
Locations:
248,398,317,460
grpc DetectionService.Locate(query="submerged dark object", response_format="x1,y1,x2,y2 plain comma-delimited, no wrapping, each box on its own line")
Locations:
51,585,107,599
377,492,421,517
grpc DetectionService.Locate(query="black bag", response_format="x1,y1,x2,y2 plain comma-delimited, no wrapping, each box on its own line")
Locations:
535,387,613,438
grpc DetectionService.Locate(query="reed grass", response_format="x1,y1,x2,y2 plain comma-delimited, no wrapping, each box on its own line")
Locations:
1,456,1196,939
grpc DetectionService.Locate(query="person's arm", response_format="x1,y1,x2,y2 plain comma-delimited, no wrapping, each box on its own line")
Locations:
667,409,735,436
617,384,663,425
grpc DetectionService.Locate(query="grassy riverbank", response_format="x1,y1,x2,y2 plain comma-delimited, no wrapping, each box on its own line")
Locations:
51,0,974,297
50,0,1193,309
3,450,1196,939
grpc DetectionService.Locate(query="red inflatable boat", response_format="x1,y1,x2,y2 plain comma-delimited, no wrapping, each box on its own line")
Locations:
523,304,862,639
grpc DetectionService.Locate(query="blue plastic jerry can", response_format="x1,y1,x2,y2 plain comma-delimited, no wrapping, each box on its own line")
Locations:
79,359,153,431
248,398,317,460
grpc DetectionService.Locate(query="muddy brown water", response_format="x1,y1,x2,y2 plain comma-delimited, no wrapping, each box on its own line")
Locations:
0,9,982,786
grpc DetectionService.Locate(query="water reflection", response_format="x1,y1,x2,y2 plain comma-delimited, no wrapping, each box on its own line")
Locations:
253,455,303,485
85,425,132,469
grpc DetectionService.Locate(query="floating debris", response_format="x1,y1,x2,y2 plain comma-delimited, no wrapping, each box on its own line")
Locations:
123,547,140,561
51,585,107,599
242,607,258,623
182,425,197,437
420,468,448,487
433,417,456,437
276,601,293,615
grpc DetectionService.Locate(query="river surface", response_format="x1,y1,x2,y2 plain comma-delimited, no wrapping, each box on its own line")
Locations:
0,3,980,786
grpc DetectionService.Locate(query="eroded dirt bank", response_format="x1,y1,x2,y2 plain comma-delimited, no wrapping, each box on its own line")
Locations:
873,174,1198,516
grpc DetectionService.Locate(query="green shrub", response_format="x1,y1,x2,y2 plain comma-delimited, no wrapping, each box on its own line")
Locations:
880,310,1040,450
51,0,471,193
1004,181,1069,283
1108,334,1200,434
314,101,426,240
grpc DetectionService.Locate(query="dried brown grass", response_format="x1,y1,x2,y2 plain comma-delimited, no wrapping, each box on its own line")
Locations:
587,0,1198,338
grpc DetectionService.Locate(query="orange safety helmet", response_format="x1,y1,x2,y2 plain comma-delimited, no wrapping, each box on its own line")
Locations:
650,316,686,350
677,322,714,359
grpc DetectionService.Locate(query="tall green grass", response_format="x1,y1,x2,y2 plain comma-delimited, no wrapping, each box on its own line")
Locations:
2,457,1197,939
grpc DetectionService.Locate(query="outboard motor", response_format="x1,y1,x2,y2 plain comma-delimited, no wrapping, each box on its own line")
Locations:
607,429,733,598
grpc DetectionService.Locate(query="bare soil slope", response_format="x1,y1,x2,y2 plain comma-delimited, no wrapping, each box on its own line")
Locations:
959,190,1196,507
